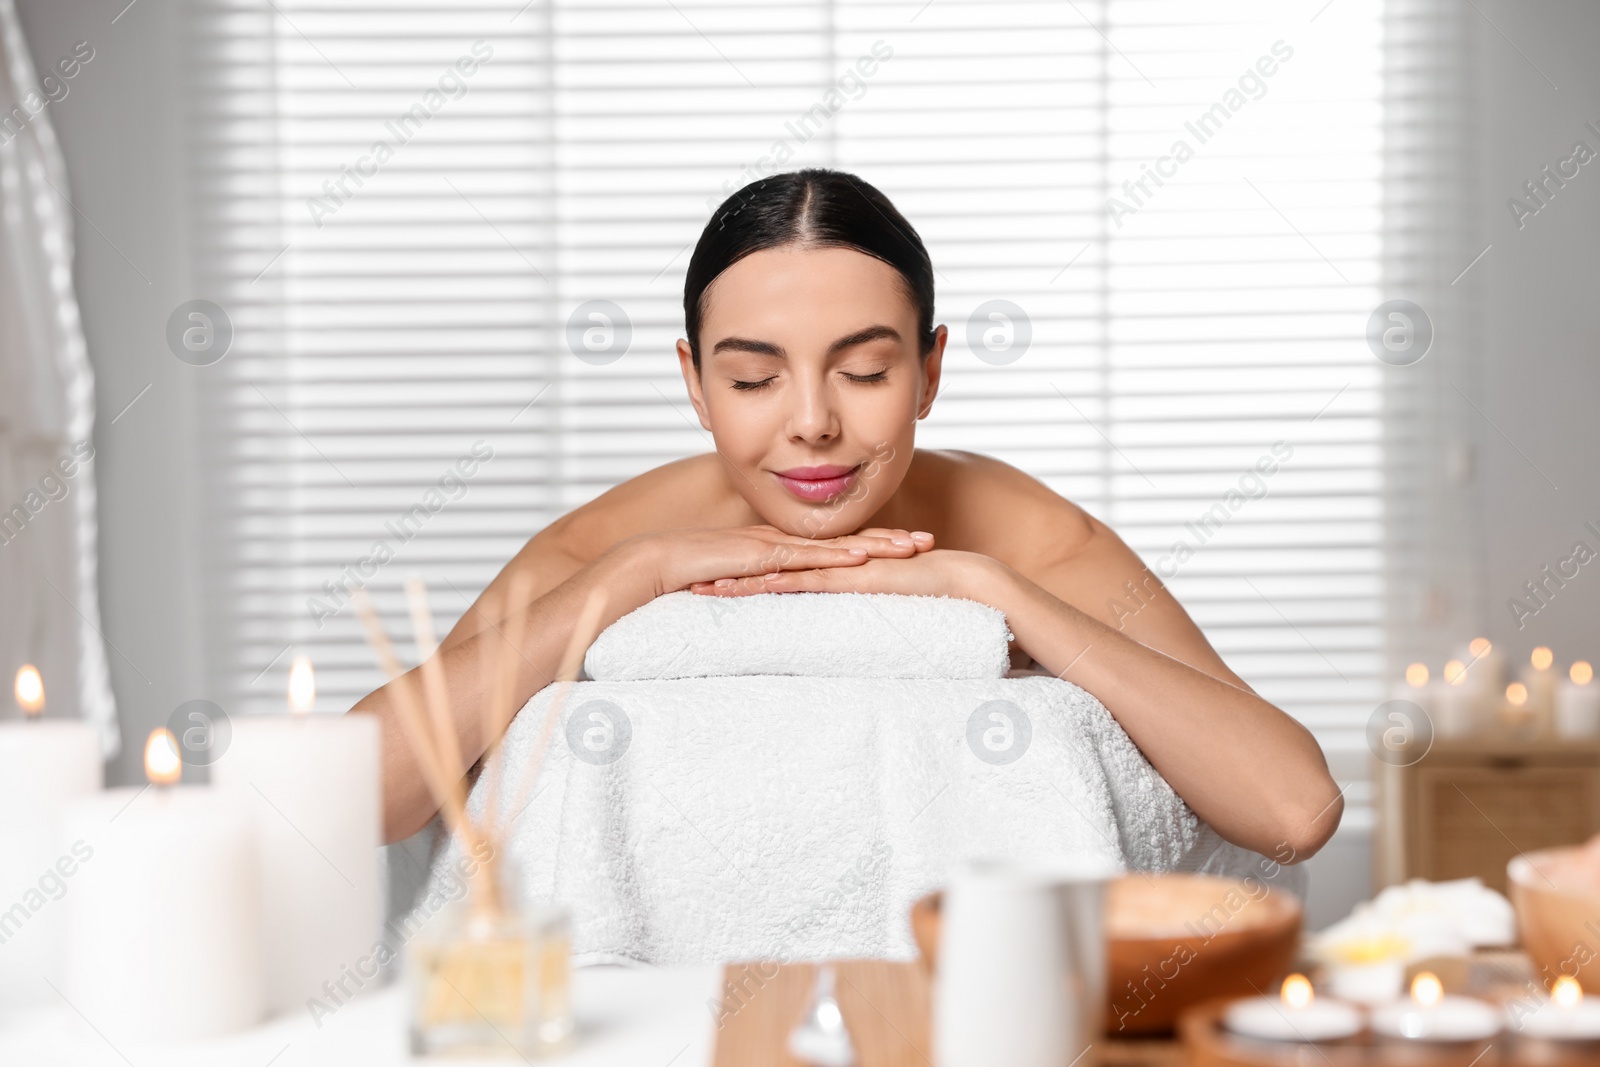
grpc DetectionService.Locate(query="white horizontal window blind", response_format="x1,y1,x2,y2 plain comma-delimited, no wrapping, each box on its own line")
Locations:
193,0,1394,751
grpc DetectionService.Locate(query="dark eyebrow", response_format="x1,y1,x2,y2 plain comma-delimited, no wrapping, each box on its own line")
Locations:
711,336,786,357
709,325,902,360
826,325,901,355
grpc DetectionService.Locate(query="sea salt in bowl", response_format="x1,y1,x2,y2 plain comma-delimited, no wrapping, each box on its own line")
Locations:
1510,838,1600,990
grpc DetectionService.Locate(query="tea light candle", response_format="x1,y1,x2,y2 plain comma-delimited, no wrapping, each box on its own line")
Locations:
0,667,102,1009
211,657,383,1015
1557,662,1600,739
1225,975,1364,1042
1372,972,1500,1043
1515,976,1600,1041
61,728,264,1041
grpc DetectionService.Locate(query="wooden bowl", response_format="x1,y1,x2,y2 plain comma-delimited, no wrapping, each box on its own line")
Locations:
1509,844,1600,990
911,873,1302,1035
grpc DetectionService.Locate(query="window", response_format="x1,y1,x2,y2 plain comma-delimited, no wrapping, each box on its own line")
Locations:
194,0,1393,762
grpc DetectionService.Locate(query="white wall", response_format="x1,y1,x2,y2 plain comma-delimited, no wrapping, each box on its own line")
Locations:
1471,0,1600,659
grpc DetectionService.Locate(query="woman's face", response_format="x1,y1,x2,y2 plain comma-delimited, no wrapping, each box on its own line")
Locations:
677,244,946,538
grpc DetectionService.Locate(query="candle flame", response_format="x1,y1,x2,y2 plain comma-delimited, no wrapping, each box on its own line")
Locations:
1406,662,1430,687
1443,659,1466,685
1554,975,1583,1009
1469,637,1492,659
288,656,315,716
1574,662,1594,686
14,665,44,717
144,728,182,786
1411,972,1443,1007
1532,647,1554,671
1507,682,1529,707
1281,974,1313,1009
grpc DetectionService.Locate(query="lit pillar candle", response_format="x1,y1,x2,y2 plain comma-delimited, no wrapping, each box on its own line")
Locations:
1459,638,1505,716
1523,647,1559,732
211,656,383,1016
1556,662,1600,739
1391,662,1436,719
1501,682,1535,735
62,729,263,1041
1373,972,1501,1043
0,667,102,1010
1224,974,1364,1042
1432,660,1477,739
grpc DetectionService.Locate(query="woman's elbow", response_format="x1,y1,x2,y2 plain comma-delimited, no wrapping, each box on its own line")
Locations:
1274,780,1344,863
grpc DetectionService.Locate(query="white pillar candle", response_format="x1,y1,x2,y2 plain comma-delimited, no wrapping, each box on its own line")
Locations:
1523,647,1559,731
1431,676,1478,739
1459,639,1504,713
1557,662,1600,739
1390,663,1435,716
210,658,383,1017
62,729,263,1042
0,667,102,1009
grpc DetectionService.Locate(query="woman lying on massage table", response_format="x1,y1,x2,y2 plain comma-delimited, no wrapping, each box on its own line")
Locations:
353,168,1343,861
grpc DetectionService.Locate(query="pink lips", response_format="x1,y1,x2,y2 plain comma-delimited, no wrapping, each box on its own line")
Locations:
772,464,859,503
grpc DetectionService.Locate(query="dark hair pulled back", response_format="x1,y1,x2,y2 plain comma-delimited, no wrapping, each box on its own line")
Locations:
683,169,936,367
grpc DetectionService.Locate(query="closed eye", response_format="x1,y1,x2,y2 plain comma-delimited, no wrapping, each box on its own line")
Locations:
843,370,888,383
731,376,776,391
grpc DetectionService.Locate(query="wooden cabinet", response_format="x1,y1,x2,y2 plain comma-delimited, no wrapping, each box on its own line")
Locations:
1373,737,1600,894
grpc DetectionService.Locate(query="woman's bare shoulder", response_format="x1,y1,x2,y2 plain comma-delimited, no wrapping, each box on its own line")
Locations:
538,453,738,561
912,449,1100,565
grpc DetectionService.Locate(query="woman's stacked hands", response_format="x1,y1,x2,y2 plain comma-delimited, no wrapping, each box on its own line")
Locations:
677,524,984,599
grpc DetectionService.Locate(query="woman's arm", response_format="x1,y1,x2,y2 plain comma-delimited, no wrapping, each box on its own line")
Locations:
715,522,1343,861
968,548,1344,863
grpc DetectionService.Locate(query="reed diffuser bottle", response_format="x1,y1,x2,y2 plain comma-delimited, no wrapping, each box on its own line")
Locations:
407,836,573,1058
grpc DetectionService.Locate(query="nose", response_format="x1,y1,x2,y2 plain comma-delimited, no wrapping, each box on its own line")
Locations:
785,371,840,445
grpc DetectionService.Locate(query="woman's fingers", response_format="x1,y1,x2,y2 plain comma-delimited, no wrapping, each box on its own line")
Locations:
743,524,934,557
752,542,872,572
824,528,935,556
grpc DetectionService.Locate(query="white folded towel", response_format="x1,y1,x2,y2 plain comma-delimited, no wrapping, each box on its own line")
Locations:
420,592,1304,965
584,591,1012,681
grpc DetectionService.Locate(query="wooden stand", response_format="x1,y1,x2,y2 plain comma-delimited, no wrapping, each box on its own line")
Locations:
1373,735,1600,894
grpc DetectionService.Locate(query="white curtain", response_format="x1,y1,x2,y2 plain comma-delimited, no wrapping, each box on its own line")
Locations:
0,0,116,754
